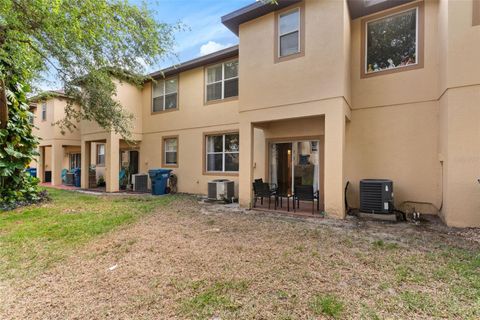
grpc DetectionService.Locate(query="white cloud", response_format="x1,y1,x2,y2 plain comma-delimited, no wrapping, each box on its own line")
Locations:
199,41,232,56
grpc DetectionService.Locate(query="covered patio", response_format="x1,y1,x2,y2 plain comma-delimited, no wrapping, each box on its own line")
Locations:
238,99,350,219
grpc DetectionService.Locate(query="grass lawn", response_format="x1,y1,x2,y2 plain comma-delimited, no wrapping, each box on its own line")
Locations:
0,188,174,280
0,189,479,319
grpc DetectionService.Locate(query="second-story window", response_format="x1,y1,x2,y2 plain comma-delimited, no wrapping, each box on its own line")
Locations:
362,2,423,77
205,60,238,103
41,102,47,121
278,8,300,57
152,77,178,113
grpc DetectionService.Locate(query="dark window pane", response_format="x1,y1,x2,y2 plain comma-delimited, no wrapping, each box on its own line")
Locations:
153,96,164,112
165,93,177,110
207,135,223,152
165,152,177,164
225,153,239,172
206,83,222,101
224,78,238,98
224,60,238,79
366,8,417,73
280,31,299,56
207,154,223,171
225,134,239,152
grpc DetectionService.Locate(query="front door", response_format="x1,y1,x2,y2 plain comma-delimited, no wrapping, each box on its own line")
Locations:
269,140,320,195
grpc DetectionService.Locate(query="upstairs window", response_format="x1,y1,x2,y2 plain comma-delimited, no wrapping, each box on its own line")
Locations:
41,102,47,121
152,77,178,113
362,3,424,77
278,8,300,57
205,60,238,103
205,133,239,173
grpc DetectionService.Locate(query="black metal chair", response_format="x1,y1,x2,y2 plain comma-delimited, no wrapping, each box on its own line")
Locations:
293,185,320,214
253,180,276,209
275,185,292,212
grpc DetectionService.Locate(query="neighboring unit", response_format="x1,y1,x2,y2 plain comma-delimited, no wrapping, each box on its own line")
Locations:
30,0,480,228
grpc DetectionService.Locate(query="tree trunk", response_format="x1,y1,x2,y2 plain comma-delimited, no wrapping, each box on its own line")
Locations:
0,79,7,129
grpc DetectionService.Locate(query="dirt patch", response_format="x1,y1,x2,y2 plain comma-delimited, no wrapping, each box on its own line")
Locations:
1,197,479,319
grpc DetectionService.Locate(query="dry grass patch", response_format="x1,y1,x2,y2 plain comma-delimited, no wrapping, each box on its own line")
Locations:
0,194,479,319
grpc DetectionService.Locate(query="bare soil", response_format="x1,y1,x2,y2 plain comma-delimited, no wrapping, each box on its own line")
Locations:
1,197,479,319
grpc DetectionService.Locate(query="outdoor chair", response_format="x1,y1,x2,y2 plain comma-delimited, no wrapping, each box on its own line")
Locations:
293,185,320,214
253,180,276,209
275,185,292,212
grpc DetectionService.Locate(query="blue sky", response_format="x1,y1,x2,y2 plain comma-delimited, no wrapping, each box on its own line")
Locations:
39,0,253,90
140,0,252,72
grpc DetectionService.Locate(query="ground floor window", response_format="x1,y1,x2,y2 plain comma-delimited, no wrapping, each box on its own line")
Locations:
69,153,81,170
163,136,178,166
205,133,239,173
96,144,105,166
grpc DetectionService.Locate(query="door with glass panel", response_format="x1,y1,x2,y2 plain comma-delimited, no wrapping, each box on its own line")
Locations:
269,140,320,195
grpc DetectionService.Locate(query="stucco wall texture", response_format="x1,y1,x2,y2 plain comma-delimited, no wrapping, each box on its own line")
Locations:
31,0,480,227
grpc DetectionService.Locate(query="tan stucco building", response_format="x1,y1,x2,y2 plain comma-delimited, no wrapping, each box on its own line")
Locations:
31,0,480,227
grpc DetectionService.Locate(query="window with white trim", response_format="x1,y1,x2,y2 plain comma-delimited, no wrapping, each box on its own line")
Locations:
205,60,238,102
205,133,239,172
365,7,418,74
41,102,47,121
97,144,105,166
164,137,178,166
152,77,178,112
278,8,300,57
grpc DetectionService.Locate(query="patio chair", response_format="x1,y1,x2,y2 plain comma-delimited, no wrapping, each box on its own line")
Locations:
293,185,320,214
253,180,276,209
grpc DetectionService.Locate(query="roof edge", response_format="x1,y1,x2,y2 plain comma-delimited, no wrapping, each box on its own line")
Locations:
149,45,239,80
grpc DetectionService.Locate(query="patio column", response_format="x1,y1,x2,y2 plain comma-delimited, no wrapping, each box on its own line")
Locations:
105,135,119,192
324,107,346,218
81,141,91,189
37,146,45,183
51,142,64,186
239,121,254,208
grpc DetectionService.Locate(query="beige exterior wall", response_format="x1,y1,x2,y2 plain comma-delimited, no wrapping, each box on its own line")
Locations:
140,66,240,195
31,0,480,227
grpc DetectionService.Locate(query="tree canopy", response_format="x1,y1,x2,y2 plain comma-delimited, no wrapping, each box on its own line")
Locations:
0,0,178,137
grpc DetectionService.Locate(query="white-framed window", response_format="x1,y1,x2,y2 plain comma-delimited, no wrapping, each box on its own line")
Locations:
365,7,418,74
164,137,178,166
152,77,178,112
278,8,300,57
205,60,238,102
69,153,81,169
205,133,239,172
41,102,47,121
97,144,105,166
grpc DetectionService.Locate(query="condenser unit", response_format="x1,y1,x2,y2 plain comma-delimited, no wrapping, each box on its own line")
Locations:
208,179,235,201
360,179,394,214
132,174,149,193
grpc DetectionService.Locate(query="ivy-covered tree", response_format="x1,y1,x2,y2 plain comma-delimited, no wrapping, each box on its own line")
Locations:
0,0,177,205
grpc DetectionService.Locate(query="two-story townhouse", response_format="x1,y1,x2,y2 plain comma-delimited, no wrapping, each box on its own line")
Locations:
29,91,82,186
34,0,480,228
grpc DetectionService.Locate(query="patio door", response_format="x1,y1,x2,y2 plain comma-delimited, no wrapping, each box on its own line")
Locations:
269,139,320,195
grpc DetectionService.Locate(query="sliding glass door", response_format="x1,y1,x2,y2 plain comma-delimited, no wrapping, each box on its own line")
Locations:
269,139,320,195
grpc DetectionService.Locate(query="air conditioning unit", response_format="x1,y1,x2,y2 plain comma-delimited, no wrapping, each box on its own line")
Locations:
132,174,149,193
360,179,394,214
208,179,235,201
